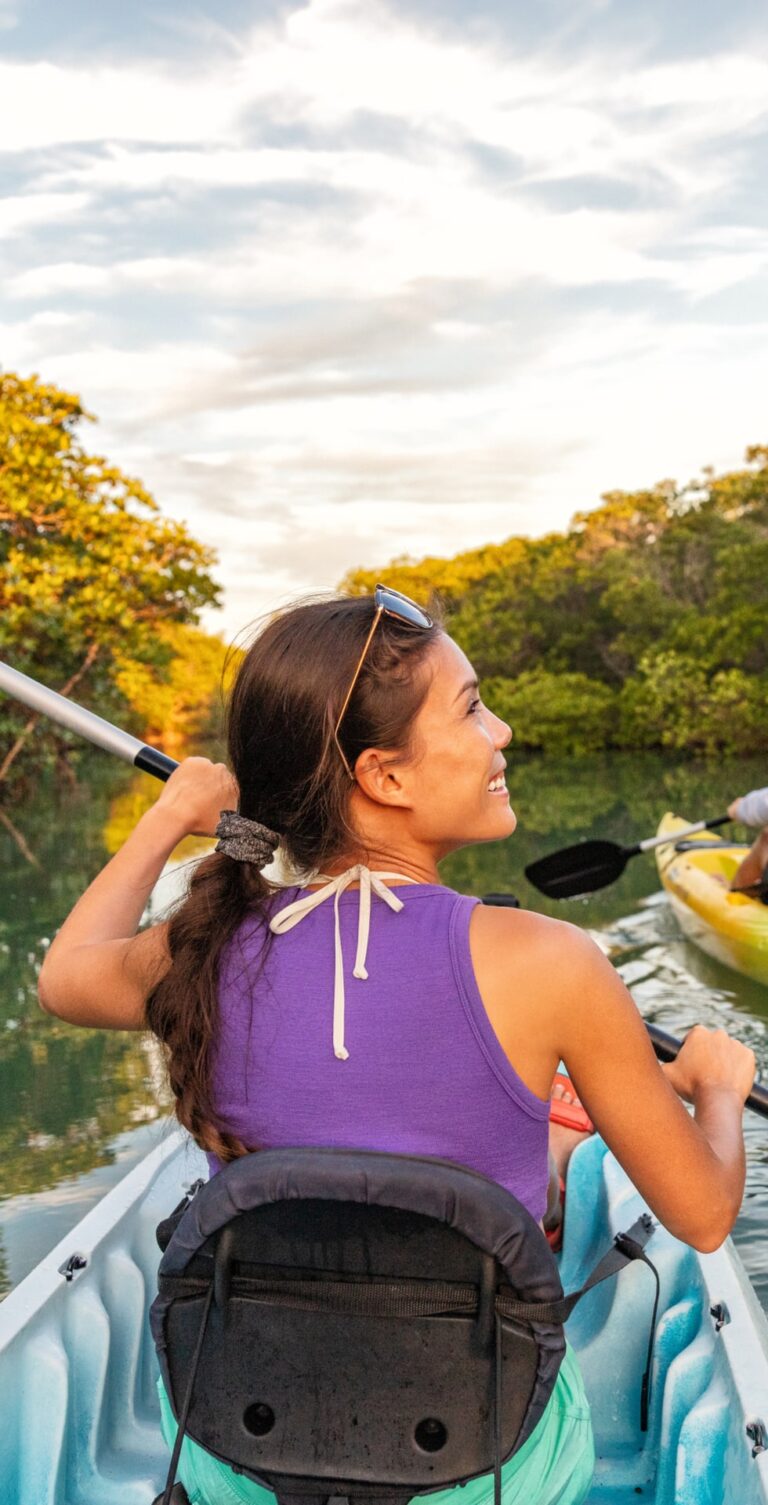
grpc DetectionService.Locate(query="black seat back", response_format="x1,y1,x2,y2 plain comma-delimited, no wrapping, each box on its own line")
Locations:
151,1148,566,1503
151,1147,657,1505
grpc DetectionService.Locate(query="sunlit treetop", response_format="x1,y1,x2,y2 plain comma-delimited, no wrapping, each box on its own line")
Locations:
0,372,224,788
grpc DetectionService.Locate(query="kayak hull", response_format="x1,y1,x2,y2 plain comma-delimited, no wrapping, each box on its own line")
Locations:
656,813,768,986
1,1126,768,1505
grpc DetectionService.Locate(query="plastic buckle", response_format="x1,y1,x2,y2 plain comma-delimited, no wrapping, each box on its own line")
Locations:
747,1420,767,1458
59,1253,88,1282
613,1233,643,1260
710,1302,730,1332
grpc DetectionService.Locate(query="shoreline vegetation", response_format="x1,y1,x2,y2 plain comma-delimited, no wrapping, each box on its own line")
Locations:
2,371,766,829
0,372,236,813
343,446,768,757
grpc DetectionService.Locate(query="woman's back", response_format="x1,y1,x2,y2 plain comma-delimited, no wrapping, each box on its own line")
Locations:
210,881,551,1220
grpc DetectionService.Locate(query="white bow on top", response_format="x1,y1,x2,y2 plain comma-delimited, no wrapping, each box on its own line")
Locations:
268,865,417,1060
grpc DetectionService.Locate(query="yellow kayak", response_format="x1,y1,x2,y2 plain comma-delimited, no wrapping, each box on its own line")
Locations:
656,812,768,986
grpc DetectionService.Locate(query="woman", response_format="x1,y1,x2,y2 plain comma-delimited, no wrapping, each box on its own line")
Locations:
38,589,755,1505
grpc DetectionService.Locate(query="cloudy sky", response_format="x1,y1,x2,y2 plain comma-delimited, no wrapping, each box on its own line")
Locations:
2,0,767,640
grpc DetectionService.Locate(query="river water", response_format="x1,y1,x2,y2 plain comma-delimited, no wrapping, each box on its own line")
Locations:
1,750,766,1304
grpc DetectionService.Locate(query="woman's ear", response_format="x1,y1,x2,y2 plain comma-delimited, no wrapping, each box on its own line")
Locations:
353,749,413,808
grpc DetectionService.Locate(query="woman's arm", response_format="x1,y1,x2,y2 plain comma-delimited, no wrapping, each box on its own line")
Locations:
552,925,754,1252
38,759,237,1029
471,906,754,1253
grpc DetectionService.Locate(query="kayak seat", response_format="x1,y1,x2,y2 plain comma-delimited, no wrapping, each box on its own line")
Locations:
672,839,768,904
150,1147,658,1505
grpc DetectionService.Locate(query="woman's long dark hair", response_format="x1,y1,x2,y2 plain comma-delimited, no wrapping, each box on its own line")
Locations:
146,594,441,1161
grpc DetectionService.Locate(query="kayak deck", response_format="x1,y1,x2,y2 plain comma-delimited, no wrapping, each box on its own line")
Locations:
656,813,768,986
1,1126,767,1505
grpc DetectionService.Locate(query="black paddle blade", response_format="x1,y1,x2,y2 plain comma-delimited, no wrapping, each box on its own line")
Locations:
525,838,629,899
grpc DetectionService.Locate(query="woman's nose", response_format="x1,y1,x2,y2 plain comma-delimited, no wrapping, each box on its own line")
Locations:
494,716,512,749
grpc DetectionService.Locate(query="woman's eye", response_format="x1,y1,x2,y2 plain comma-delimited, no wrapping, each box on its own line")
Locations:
467,698,481,715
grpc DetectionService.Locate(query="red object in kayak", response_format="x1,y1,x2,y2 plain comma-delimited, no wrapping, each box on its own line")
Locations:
549,1073,594,1134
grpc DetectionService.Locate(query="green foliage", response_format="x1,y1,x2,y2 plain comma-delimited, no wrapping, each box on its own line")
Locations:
343,446,768,753
484,672,616,755
618,654,768,755
0,372,226,790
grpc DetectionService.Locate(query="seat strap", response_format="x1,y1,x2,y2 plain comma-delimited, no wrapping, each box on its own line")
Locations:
497,1212,655,1323
159,1281,215,1505
497,1213,659,1431
160,1214,656,1326
158,1271,480,1315
493,1310,503,1505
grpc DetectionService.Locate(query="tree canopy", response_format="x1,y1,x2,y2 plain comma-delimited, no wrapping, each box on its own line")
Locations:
342,447,768,754
0,372,225,794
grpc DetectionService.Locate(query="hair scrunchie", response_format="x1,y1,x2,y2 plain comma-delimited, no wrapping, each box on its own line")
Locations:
214,809,280,869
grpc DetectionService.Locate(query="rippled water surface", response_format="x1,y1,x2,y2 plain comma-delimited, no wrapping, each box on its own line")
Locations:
1,751,766,1304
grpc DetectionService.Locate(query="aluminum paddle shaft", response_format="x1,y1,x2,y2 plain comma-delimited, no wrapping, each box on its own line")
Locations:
0,660,178,781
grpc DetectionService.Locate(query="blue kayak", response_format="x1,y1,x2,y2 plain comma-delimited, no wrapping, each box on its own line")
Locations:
1,1127,767,1505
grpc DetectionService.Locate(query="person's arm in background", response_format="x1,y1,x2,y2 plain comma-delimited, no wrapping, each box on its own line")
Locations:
728,786,768,891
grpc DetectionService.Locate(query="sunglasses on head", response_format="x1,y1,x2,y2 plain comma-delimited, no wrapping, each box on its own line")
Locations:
333,584,434,780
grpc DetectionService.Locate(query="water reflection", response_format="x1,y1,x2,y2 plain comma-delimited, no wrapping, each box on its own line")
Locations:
1,749,766,1298
2,772,150,1170
0,759,202,1293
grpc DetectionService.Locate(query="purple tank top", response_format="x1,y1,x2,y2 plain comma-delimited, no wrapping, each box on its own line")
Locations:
208,882,551,1222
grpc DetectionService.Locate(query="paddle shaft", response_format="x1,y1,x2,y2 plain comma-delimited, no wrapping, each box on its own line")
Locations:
647,1021,768,1119
631,816,732,856
0,660,178,781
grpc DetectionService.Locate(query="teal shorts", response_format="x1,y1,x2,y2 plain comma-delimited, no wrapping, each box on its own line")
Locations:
157,1342,594,1505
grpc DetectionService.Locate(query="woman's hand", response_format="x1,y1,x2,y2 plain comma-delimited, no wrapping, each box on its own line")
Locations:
152,757,240,839
662,1024,756,1106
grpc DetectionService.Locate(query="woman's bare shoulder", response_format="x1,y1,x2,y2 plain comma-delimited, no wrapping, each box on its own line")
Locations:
466,902,609,1097
470,901,597,966
468,902,613,1031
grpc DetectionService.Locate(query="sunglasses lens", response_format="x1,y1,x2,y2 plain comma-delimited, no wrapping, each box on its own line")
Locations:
374,584,433,629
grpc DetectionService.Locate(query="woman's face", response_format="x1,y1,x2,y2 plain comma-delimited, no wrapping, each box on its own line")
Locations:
400,633,515,856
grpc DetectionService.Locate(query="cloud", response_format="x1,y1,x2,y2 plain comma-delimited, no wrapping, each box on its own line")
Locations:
0,57,238,152
2,0,768,638
0,191,90,236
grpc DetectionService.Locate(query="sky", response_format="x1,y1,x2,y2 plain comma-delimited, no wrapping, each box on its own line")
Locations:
2,0,768,640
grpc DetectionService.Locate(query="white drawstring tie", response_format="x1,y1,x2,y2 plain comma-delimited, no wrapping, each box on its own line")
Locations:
268,866,416,1060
